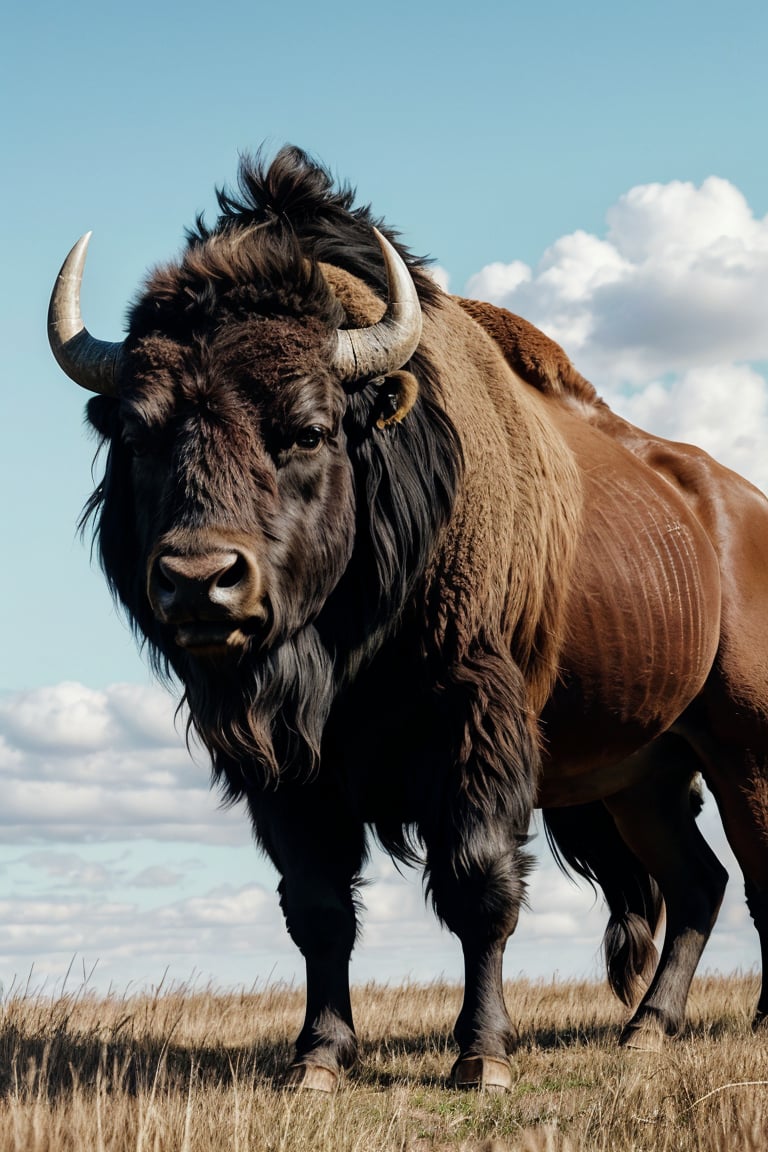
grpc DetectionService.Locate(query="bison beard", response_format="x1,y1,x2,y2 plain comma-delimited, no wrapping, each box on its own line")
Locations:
183,627,335,785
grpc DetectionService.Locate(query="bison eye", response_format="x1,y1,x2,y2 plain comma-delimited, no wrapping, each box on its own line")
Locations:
122,420,164,458
293,425,326,452
122,431,144,456
122,430,151,457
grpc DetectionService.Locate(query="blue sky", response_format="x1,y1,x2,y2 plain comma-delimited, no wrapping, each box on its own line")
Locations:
1,0,767,995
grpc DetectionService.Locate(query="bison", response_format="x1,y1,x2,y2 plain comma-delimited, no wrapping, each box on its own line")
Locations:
48,147,768,1090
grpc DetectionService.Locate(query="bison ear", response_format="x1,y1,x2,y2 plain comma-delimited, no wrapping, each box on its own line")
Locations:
374,370,419,429
86,394,120,439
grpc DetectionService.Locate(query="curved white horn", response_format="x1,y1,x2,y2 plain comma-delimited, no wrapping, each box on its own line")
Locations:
331,228,423,383
48,233,123,396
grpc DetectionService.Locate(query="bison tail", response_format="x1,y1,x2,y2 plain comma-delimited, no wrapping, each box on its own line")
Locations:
602,908,661,1008
542,802,663,1007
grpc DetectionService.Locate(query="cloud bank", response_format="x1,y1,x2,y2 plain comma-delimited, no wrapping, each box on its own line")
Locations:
465,176,768,492
0,679,758,993
467,177,768,380
0,682,246,846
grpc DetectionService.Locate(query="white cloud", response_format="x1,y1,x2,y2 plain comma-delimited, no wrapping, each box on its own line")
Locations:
0,882,290,980
0,682,184,755
19,851,123,889
1,683,116,753
463,176,768,499
130,865,186,888
425,264,451,291
106,683,187,747
605,178,765,264
465,259,532,300
466,176,768,389
0,682,246,845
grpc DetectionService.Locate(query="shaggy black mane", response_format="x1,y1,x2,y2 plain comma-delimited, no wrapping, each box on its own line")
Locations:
189,144,443,310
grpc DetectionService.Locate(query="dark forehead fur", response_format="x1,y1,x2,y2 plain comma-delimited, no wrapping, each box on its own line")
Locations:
126,145,441,346
127,314,334,424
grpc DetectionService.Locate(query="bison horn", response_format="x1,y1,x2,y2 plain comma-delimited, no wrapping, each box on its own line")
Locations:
331,228,423,383
48,233,123,396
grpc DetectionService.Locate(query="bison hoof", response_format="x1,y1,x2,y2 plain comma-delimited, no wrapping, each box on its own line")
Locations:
619,1018,666,1052
283,1062,339,1093
451,1055,512,1092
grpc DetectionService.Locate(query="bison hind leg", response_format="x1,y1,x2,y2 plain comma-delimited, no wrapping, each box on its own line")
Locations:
699,741,768,1029
604,740,727,1045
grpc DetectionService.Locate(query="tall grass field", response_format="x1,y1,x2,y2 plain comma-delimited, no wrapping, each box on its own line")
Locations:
0,973,765,1150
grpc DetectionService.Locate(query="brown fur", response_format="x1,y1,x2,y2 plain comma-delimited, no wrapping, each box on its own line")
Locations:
322,267,583,716
418,298,582,716
319,262,383,326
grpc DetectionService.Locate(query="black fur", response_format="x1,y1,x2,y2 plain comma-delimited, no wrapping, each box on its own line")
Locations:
82,147,462,793
543,801,663,1005
198,145,443,311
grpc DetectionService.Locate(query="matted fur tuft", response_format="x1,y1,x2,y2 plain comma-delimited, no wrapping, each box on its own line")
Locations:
457,297,603,407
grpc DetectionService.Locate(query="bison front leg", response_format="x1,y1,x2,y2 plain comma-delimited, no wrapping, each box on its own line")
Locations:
423,652,538,1090
278,868,360,1090
427,842,530,1090
250,789,365,1091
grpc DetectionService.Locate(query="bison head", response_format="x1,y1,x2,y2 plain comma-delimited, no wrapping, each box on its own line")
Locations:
48,148,460,789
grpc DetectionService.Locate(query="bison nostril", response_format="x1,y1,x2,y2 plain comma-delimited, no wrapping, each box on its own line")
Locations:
216,553,248,589
149,547,261,621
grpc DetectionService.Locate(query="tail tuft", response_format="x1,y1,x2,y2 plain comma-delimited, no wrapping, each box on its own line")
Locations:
543,802,663,1006
604,911,658,1007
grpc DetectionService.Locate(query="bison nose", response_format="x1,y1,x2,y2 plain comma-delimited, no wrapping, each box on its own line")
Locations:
148,549,262,621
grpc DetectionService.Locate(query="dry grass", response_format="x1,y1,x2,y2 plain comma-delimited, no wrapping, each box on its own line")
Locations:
0,972,766,1150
